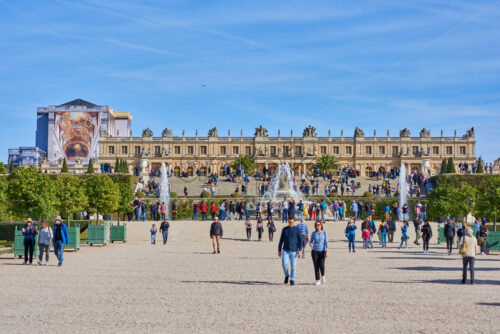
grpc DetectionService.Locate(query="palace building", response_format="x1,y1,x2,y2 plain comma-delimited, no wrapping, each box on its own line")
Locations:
9,99,477,176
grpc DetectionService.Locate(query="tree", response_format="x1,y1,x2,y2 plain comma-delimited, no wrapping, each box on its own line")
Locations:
428,183,477,219
440,159,447,174
87,159,95,174
116,180,135,223
476,177,500,231
0,176,7,220
85,175,119,223
231,156,257,176
61,158,69,173
447,157,456,173
122,159,129,174
314,154,339,174
115,157,121,173
0,162,6,174
476,158,484,173
9,160,16,174
55,175,88,226
7,166,56,220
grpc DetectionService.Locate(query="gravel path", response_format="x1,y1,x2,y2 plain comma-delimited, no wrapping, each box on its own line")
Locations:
1,220,499,333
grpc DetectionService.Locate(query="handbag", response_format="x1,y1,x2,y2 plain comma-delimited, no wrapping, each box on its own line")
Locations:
459,237,467,255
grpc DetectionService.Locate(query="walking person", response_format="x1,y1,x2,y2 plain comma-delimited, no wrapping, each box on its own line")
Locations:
192,201,200,220
53,216,69,266
160,219,170,245
459,227,479,284
210,202,217,221
399,221,410,249
309,221,329,285
267,219,276,242
421,220,433,253
297,219,309,258
200,202,208,221
171,201,177,221
245,218,252,240
256,218,264,241
444,219,456,255
457,220,467,248
160,202,167,220
37,220,53,265
478,221,489,255
22,218,38,265
278,218,303,286
413,217,422,245
345,219,357,253
361,218,371,249
387,216,396,243
150,224,157,245
368,216,376,249
210,217,223,254
379,220,389,248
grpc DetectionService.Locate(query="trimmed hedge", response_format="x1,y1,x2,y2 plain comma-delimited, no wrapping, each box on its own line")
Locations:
429,174,500,188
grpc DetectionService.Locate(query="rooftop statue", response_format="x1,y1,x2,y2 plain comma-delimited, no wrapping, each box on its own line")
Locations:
419,128,430,138
162,128,173,137
254,125,269,137
462,127,475,139
303,125,317,137
354,127,365,138
208,127,218,137
142,128,153,137
400,128,411,137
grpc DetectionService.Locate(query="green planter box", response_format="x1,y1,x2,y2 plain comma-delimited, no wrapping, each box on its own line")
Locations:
110,224,127,243
486,232,500,251
438,227,445,243
67,224,81,251
13,226,39,259
87,222,108,246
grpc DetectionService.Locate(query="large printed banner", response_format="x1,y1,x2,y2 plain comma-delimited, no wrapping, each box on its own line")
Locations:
52,111,101,162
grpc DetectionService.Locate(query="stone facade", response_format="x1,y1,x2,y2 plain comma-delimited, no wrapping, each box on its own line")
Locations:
97,126,477,176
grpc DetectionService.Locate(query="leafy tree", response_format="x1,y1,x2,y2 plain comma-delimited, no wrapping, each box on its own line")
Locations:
428,183,477,219
476,158,484,173
0,176,7,220
0,162,6,174
122,159,129,174
61,158,69,173
55,175,88,226
115,157,121,173
85,175,119,223
9,160,16,174
314,155,339,174
231,156,257,176
447,157,456,173
476,177,500,231
116,180,135,222
7,166,56,220
87,159,95,174
440,159,447,174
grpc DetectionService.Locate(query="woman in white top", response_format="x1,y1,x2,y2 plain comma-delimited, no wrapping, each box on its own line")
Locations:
458,227,480,285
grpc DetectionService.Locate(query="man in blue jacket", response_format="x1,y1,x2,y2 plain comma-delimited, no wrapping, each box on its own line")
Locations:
278,218,303,286
53,216,70,267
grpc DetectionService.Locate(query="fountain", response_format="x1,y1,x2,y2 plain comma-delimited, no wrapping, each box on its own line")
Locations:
159,162,170,219
398,162,407,221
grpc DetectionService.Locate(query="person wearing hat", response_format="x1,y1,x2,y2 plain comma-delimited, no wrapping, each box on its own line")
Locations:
37,220,53,265
53,216,70,266
22,218,38,265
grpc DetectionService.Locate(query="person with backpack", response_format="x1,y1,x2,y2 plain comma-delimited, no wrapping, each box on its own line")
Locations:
378,220,389,248
309,221,329,285
444,219,456,255
22,218,38,265
345,219,357,253
267,218,276,242
421,220,433,253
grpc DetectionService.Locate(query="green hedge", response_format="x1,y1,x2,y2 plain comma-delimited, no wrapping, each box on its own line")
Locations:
429,174,500,188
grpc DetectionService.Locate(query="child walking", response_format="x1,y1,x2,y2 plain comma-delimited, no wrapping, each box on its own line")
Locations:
150,224,157,244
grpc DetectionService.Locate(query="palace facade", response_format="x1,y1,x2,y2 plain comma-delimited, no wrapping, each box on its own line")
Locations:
97,125,477,177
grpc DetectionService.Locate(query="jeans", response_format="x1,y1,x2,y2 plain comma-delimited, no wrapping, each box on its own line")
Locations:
311,250,326,281
151,234,156,244
135,208,140,221
246,228,251,239
192,211,199,220
282,211,288,223
38,243,50,263
368,234,374,248
399,234,408,248
269,230,274,242
53,240,64,265
201,212,207,220
150,211,155,221
363,238,370,248
281,250,298,281
348,235,355,252
388,230,395,243
219,210,225,221
162,231,168,244
446,237,454,253
381,232,387,247
301,235,308,256
462,257,475,282
257,228,263,240
24,239,34,263
298,210,303,222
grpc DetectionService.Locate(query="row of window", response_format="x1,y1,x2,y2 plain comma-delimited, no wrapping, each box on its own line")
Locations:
107,144,467,156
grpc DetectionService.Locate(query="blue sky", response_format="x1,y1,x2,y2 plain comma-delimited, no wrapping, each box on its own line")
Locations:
0,0,499,162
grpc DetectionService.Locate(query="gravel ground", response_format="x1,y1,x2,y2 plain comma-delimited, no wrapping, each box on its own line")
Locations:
1,220,499,334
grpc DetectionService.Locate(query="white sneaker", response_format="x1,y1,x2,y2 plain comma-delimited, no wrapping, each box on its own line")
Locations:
321,276,326,284
315,281,321,286
37,261,42,265
480,252,485,255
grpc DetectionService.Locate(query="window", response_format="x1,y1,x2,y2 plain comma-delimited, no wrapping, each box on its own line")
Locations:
270,146,276,156
220,146,226,155
154,146,160,155
412,146,419,156
121,146,128,154
320,146,327,154
295,146,302,156
365,146,372,155
200,146,207,155
134,146,141,155
108,146,115,154
446,146,452,155
333,146,339,155
245,146,252,156
174,146,181,154
233,146,239,155
460,146,466,155
187,146,194,155
433,146,439,155
283,146,290,156
379,146,385,155
345,146,352,155
392,146,398,156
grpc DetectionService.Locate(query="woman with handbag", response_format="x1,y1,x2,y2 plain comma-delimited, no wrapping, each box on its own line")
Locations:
309,221,329,285
458,227,479,284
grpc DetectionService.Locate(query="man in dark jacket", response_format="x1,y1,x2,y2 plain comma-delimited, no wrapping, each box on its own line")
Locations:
210,217,223,254
22,218,38,265
386,217,396,243
278,218,303,286
444,219,456,255
53,216,70,266
160,219,170,245
413,217,422,245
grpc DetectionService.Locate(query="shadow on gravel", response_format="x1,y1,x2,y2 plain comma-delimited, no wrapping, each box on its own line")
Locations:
182,280,310,286
476,302,500,306
381,256,500,262
222,238,265,242
392,266,500,272
374,279,500,285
